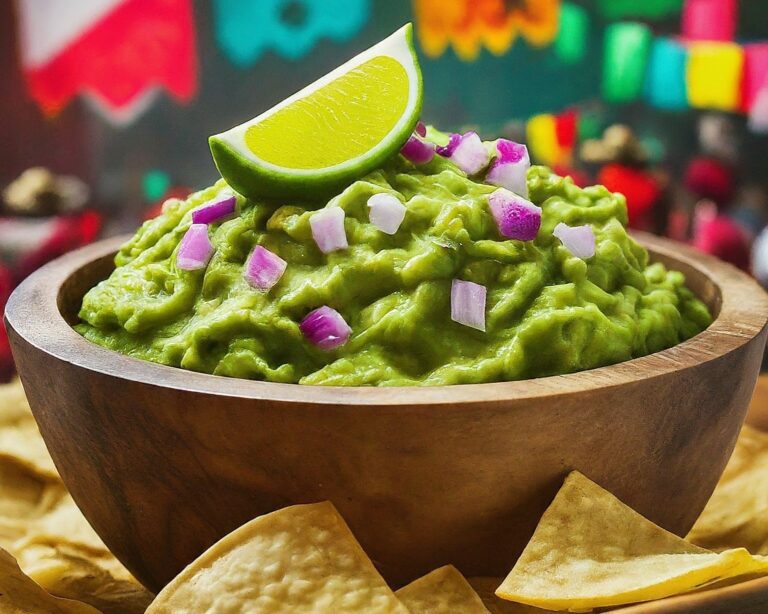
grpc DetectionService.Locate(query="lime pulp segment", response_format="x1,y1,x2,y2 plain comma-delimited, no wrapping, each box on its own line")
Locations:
244,56,409,170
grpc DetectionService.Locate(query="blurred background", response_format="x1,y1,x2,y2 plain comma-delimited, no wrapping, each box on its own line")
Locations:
2,0,768,377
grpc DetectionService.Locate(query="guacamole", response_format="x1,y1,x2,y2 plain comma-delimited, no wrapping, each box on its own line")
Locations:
77,155,711,386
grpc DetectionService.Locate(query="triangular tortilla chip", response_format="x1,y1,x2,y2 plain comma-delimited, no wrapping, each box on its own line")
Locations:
17,542,153,614
396,565,489,613
468,578,557,613
0,546,99,613
688,425,768,555
147,501,408,613
496,471,768,612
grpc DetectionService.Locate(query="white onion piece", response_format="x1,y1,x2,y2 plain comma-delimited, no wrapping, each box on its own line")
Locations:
367,193,406,235
244,245,287,291
300,306,352,350
488,188,542,241
449,132,490,175
310,207,348,254
177,224,214,270
486,140,530,197
451,279,487,332
401,135,435,164
553,222,596,259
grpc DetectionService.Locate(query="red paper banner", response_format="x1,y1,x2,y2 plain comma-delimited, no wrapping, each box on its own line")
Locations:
17,0,197,122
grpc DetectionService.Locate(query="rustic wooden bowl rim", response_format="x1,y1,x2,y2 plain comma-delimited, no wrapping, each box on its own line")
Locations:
6,232,768,407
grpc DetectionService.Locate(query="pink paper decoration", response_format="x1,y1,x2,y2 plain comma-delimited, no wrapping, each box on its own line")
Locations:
741,43,768,112
682,0,737,42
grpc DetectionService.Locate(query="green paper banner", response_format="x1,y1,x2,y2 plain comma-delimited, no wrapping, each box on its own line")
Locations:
555,3,588,65
602,22,652,104
597,0,683,21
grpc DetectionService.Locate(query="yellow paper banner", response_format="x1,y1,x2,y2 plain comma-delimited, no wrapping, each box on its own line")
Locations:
686,42,744,111
527,113,561,166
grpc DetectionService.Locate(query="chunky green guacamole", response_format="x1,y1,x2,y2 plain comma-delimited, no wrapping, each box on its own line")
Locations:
77,157,711,386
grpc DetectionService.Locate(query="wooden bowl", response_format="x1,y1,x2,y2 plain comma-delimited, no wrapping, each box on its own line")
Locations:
6,233,768,593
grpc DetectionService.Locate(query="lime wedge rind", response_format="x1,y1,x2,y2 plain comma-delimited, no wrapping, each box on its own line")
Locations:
209,24,422,200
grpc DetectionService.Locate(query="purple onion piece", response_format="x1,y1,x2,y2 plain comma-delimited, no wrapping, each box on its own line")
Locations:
401,135,435,165
451,279,487,332
553,222,596,259
495,139,530,165
486,159,530,198
488,188,542,241
177,223,214,270
449,131,490,175
244,245,287,291
300,306,352,350
310,207,348,254
415,121,427,137
191,193,237,224
435,133,461,157
367,193,406,235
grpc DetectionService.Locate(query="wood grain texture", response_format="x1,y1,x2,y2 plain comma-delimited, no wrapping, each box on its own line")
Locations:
5,232,768,594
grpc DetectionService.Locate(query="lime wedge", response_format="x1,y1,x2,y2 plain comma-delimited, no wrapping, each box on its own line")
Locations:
210,24,423,200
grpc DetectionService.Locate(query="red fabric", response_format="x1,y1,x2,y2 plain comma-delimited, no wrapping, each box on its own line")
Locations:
15,211,102,281
553,165,590,188
693,214,751,271
0,266,14,383
683,156,734,206
24,0,196,115
597,164,662,231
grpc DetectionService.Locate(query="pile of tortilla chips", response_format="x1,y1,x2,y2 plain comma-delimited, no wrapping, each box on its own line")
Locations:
2,377,768,613
0,380,153,613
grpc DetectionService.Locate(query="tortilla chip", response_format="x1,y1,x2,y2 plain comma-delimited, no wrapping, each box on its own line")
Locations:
0,420,58,480
688,425,768,555
16,543,153,614
468,578,557,613
496,471,768,612
396,565,489,613
13,492,110,556
147,501,408,613
0,546,99,613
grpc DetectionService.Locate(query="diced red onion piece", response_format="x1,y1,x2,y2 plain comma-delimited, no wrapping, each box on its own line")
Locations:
488,188,542,241
486,140,531,197
191,193,236,224
401,135,435,164
300,306,352,350
415,121,427,137
451,279,487,332
367,193,406,235
449,131,490,175
244,245,287,291
486,160,530,198
310,207,348,254
435,133,461,157
177,223,214,270
496,139,530,164
553,222,596,259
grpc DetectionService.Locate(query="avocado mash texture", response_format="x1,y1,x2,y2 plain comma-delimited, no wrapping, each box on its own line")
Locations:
77,157,711,386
